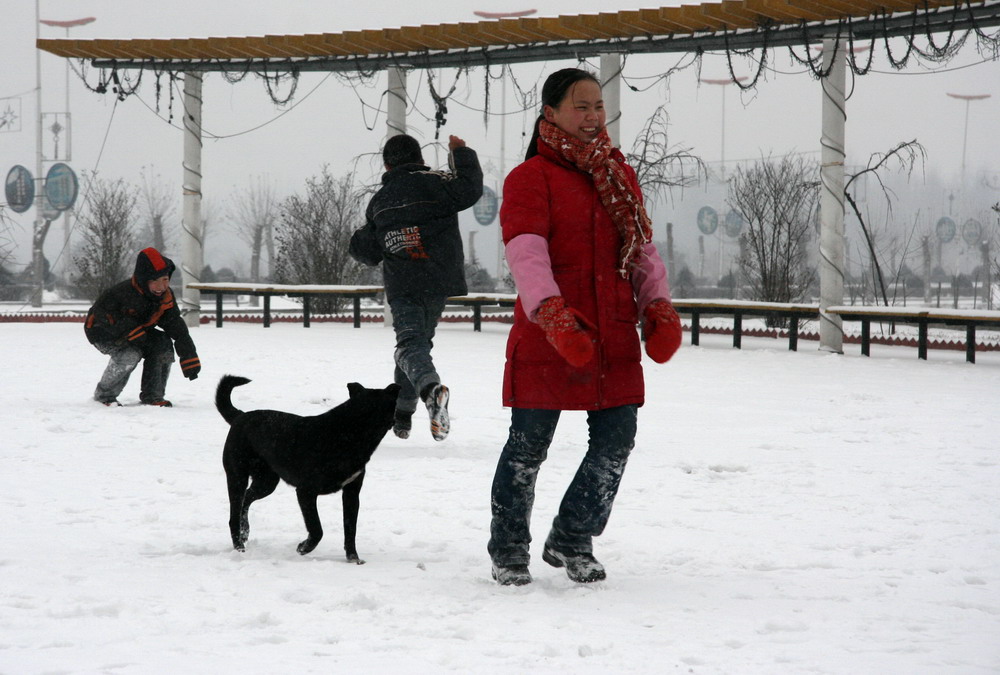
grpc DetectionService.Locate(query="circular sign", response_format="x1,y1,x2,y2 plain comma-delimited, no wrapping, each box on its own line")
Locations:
41,202,61,221
936,216,956,243
724,210,744,238
961,218,983,247
697,206,718,235
44,162,78,211
5,165,34,214
473,185,498,226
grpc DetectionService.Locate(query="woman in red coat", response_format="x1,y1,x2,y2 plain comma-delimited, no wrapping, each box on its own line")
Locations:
488,68,683,586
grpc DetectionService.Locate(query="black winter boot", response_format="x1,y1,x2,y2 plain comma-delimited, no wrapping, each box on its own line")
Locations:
542,545,606,583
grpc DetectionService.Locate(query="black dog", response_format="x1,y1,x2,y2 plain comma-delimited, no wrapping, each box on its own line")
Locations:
215,375,400,563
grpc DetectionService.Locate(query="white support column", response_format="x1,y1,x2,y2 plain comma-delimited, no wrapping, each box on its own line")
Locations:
600,53,622,148
818,37,846,353
384,67,407,328
180,72,204,328
387,66,407,140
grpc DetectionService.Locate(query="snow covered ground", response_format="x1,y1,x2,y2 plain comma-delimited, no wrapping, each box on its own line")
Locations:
1,318,998,674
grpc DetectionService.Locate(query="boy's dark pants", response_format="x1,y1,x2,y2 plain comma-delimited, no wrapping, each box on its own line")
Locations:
93,329,174,402
389,295,447,415
488,404,638,567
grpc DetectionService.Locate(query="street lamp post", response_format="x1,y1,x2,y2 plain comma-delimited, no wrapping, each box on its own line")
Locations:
39,17,96,162
472,9,536,282
946,92,991,183
698,76,747,181
39,16,96,280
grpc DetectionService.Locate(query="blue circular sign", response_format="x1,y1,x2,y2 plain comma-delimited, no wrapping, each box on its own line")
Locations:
724,210,744,238
697,206,718,235
935,216,956,243
5,164,34,214
473,185,498,226
44,162,78,211
961,218,983,247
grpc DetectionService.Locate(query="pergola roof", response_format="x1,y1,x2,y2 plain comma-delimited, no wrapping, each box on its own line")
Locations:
36,0,1000,72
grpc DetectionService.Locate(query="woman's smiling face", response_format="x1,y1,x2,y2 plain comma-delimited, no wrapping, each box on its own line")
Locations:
543,79,605,143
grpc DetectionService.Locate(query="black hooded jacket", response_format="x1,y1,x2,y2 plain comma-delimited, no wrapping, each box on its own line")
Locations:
84,248,199,366
360,146,483,302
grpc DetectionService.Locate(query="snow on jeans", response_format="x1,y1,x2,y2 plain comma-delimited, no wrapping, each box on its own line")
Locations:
488,405,637,566
389,295,447,414
93,329,174,402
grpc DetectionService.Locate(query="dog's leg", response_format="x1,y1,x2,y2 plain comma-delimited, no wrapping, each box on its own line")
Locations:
295,489,323,555
225,457,250,551
341,469,366,564
239,469,280,549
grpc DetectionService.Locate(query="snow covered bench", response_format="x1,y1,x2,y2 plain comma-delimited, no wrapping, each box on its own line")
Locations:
672,299,821,352
188,284,517,331
445,293,517,331
828,305,1000,363
187,283,383,328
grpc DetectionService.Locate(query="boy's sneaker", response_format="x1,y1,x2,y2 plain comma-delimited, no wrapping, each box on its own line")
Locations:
97,398,121,407
393,410,413,439
423,384,450,441
542,545,606,583
141,399,173,407
491,563,532,586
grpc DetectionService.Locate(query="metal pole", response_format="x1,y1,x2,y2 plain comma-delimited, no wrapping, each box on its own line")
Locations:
818,37,847,353
32,0,44,307
946,93,991,188
960,99,970,182
180,72,204,328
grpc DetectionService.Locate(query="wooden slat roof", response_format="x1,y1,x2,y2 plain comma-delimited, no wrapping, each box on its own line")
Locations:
36,0,1000,72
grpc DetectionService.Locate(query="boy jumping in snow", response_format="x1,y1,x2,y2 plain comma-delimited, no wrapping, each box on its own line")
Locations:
350,133,482,441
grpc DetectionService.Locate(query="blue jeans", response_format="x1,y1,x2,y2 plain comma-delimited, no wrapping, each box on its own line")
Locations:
93,329,174,402
488,405,638,566
389,296,447,414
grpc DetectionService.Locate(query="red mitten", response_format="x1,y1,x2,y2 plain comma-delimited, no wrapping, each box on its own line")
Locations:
535,296,595,367
643,299,682,363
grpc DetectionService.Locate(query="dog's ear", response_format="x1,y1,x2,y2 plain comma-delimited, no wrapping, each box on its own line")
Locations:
347,382,365,398
385,383,402,398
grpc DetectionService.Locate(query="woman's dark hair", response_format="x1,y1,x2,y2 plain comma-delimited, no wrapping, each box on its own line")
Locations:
524,68,601,160
383,133,424,169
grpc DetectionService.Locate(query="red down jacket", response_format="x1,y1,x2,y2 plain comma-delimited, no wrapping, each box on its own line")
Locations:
500,142,648,411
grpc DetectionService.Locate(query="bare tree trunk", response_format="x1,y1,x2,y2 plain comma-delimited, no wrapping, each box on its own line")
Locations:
31,218,53,307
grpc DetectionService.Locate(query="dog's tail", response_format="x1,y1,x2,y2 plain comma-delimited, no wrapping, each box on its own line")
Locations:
216,375,251,425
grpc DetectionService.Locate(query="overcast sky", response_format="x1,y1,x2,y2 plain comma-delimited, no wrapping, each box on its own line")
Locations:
2,0,998,277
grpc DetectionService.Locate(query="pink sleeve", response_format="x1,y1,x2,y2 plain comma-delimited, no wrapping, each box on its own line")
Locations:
504,234,561,321
631,242,671,312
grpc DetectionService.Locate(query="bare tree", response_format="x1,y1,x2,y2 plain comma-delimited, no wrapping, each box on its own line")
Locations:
229,175,279,290
0,207,18,299
71,174,138,301
626,105,706,207
136,165,176,252
0,206,15,271
729,155,818,317
843,141,926,308
273,167,367,312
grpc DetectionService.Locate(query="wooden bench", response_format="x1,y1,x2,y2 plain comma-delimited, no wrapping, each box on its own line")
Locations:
187,284,518,331
445,293,517,331
828,305,1000,363
187,283,383,328
672,299,821,351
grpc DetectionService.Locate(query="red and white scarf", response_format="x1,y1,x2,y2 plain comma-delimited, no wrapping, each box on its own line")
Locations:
539,120,652,276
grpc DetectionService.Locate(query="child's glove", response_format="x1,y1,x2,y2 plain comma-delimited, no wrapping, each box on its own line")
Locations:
535,296,595,368
181,357,201,380
643,299,682,364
